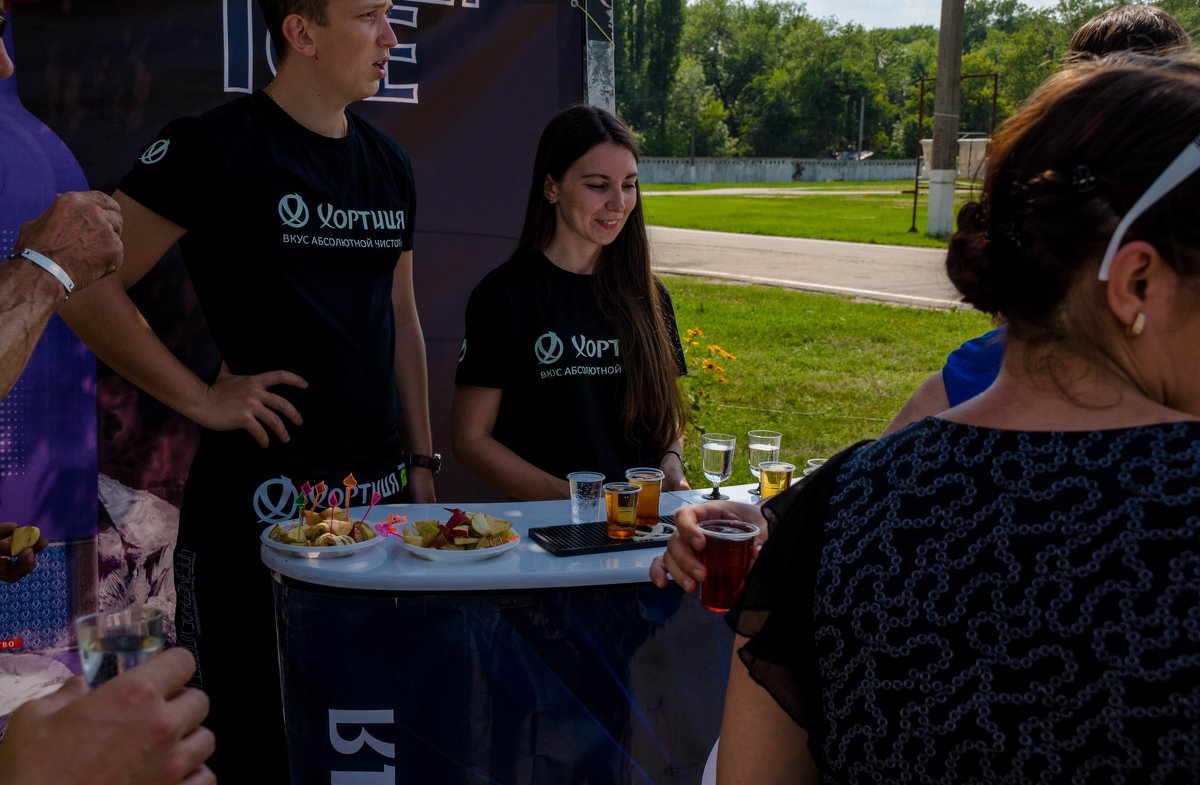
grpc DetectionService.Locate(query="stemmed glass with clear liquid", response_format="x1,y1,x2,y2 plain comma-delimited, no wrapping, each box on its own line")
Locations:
701,433,736,500
747,430,781,496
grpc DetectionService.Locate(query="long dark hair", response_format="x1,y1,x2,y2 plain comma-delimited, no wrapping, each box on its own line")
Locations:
515,104,686,452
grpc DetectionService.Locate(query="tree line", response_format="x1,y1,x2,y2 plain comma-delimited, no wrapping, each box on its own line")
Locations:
615,0,1200,159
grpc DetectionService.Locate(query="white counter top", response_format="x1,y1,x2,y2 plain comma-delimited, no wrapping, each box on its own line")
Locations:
260,485,762,592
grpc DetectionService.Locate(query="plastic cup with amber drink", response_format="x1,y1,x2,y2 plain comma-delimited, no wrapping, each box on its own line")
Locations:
625,467,664,530
758,461,795,499
603,482,641,540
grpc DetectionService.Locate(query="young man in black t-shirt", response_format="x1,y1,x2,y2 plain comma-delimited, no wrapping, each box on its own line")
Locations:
60,1,436,779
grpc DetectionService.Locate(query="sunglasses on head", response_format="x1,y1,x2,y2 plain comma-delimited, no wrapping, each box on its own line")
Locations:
1098,134,1200,281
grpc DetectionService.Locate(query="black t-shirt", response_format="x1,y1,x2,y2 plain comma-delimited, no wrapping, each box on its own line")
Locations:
455,250,686,484
119,91,416,460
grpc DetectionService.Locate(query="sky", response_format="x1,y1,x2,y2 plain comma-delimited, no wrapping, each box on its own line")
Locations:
801,0,1063,29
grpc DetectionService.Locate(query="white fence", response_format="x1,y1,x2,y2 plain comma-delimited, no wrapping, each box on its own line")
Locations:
640,157,919,184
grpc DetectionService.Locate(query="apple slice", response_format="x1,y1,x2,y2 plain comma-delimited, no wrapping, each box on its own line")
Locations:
10,526,40,556
470,513,491,536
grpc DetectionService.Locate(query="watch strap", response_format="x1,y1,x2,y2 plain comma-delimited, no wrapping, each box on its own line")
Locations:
407,453,441,477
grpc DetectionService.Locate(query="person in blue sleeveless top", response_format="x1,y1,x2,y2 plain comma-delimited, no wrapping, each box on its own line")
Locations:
880,3,1190,437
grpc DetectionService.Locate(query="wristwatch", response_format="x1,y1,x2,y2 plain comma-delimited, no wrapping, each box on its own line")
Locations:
407,453,442,477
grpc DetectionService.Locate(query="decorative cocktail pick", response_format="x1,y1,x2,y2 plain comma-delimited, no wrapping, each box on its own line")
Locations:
312,481,328,508
326,489,341,523
298,482,313,525
343,473,358,509
352,491,383,539
374,513,407,538
292,494,306,543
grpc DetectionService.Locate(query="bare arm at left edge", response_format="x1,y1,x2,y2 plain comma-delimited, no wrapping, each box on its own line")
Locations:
717,634,819,785
392,251,436,503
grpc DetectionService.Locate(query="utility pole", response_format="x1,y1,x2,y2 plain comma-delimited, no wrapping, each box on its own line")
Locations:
928,0,964,237
689,69,696,167
857,96,865,159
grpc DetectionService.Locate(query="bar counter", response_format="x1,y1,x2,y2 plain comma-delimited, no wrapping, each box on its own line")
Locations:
262,488,758,785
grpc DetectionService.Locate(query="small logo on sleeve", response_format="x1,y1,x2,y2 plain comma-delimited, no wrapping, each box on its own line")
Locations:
139,139,170,165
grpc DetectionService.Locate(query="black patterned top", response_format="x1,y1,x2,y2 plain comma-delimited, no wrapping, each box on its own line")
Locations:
728,417,1200,784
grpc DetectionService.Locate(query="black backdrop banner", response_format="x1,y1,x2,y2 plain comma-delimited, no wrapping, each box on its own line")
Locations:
15,0,586,512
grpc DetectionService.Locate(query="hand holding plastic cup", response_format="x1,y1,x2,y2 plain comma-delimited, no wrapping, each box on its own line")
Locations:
698,520,760,612
604,482,641,540
568,471,605,523
74,606,164,688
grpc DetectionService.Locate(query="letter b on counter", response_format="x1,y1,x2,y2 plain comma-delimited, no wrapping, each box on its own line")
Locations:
330,709,395,784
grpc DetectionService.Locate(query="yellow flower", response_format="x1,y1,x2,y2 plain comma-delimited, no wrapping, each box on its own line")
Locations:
686,328,705,337
702,359,717,370
717,376,728,383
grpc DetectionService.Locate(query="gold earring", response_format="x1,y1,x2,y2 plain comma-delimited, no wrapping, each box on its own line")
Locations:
1126,312,1146,337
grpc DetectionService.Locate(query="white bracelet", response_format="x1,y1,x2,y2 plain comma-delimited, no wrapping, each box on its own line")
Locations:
5,248,75,298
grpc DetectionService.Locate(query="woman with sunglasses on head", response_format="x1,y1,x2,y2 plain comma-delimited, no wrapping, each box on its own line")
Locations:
452,105,689,501
662,54,1200,784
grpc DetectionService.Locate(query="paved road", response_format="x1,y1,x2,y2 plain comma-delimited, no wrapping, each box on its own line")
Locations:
648,226,964,309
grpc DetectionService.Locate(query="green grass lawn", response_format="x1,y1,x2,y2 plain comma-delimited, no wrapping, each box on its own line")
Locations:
663,274,993,488
641,180,919,192
642,181,983,248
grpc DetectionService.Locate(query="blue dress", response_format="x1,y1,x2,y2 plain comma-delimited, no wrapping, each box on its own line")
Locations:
729,417,1200,784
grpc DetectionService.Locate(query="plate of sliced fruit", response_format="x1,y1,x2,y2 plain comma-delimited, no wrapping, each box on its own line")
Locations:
261,511,382,559
397,508,520,563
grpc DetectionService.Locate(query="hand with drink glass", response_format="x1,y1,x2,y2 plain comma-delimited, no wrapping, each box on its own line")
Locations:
0,647,215,785
649,500,768,595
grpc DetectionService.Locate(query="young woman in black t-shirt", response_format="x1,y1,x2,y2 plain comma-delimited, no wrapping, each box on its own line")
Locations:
452,105,690,500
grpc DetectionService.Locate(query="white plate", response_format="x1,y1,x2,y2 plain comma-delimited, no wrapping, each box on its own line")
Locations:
398,535,520,563
260,522,384,559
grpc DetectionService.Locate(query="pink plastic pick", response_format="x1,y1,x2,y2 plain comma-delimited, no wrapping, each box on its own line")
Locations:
352,491,384,538
327,489,341,519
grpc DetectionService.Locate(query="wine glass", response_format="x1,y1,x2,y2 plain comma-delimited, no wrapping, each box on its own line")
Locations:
701,433,736,500
747,430,781,496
